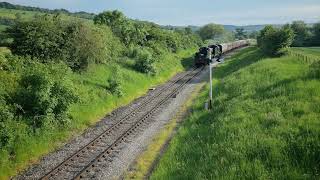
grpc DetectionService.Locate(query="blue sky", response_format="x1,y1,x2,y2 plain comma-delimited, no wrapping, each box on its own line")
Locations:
5,0,320,26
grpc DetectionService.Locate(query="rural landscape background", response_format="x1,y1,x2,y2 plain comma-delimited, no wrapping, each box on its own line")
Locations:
0,0,319,179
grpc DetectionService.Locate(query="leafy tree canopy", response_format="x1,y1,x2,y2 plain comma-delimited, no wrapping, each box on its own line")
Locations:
198,23,225,40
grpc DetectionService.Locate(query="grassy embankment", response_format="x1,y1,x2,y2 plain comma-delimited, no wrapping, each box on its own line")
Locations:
0,48,195,179
151,47,320,179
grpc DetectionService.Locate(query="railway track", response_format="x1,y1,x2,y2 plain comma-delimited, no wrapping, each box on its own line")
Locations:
40,67,204,180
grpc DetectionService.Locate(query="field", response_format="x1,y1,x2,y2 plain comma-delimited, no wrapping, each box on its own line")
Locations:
0,8,90,24
0,8,39,19
151,47,320,179
292,47,320,57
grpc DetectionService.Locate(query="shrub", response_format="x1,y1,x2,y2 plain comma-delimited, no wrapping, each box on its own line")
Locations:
134,48,156,75
106,65,123,97
62,22,110,70
13,65,78,129
7,15,120,70
8,15,66,61
0,96,14,148
257,25,295,56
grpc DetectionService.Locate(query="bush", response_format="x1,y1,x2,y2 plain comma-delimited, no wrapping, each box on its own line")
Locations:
257,25,295,56
62,22,110,70
106,65,123,97
13,65,78,129
0,96,14,148
7,15,120,70
134,48,156,75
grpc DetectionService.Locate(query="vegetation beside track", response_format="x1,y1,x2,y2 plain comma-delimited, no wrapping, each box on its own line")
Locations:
151,47,320,179
0,7,201,179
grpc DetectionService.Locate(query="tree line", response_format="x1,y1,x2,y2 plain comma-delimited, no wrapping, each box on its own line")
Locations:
257,21,320,56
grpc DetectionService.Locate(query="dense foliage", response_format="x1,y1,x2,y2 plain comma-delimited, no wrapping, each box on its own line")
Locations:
312,23,320,46
257,25,295,56
0,54,78,155
93,10,202,72
198,23,225,41
6,15,122,70
287,21,320,47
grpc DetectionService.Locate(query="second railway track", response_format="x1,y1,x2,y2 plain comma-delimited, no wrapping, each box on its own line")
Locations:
39,67,204,180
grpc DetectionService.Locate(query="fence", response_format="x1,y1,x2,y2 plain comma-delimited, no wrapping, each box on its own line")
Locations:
286,48,320,64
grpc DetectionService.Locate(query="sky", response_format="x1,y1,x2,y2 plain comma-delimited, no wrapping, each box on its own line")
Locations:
4,0,320,26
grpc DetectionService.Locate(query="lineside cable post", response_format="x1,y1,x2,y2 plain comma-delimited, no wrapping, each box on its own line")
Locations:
207,47,213,110
209,62,213,109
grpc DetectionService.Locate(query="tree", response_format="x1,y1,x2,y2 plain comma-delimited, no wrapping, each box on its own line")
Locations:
8,15,65,60
311,22,320,46
257,25,295,56
184,27,193,34
7,15,117,70
291,21,309,47
198,23,225,40
248,31,258,39
94,11,149,46
235,28,247,40
93,10,126,29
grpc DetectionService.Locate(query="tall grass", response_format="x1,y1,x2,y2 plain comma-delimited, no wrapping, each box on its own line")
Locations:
151,47,320,179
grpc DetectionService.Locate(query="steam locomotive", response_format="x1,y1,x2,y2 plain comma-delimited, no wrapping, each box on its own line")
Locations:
194,40,249,67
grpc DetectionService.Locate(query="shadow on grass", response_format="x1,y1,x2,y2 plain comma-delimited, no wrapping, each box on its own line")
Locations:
214,47,265,78
118,58,136,72
82,80,106,90
180,55,195,70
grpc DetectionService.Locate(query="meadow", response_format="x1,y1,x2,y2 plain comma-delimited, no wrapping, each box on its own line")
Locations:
151,47,320,179
292,47,320,57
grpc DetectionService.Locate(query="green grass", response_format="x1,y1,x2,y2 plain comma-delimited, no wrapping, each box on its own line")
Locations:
0,8,90,22
0,49,196,179
0,24,7,32
292,47,320,57
0,8,38,19
151,47,320,179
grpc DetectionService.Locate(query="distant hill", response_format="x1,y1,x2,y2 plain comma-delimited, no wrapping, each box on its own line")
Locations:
0,1,95,20
163,24,282,33
223,25,267,32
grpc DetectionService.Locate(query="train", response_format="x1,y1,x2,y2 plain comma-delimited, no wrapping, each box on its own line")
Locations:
194,40,249,67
